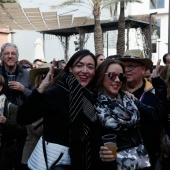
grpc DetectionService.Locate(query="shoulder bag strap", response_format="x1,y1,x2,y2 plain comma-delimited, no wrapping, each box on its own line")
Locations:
50,153,64,170
42,136,49,170
42,136,64,170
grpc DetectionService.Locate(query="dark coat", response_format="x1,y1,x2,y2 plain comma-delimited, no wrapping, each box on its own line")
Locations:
0,65,32,170
0,65,32,106
136,77,167,158
17,73,98,170
0,100,18,170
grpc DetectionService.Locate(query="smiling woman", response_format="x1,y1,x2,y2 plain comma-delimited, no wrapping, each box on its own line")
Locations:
17,49,98,170
93,59,160,170
69,55,95,87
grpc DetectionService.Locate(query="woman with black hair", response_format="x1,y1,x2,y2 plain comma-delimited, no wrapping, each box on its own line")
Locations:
17,50,98,170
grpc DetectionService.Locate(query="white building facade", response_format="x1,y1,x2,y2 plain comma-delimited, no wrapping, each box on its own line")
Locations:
126,0,169,65
105,0,168,65
9,0,169,64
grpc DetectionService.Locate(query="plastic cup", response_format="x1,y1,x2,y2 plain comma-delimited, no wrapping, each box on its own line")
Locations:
7,75,15,83
102,134,117,157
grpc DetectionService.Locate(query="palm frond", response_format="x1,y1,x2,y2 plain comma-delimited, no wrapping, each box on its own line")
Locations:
101,0,116,9
124,0,142,6
51,0,79,9
0,0,17,2
51,0,93,12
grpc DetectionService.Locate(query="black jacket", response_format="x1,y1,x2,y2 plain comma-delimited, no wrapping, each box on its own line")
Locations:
133,77,167,158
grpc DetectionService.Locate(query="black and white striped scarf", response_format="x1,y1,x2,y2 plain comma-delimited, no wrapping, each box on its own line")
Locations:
56,72,97,170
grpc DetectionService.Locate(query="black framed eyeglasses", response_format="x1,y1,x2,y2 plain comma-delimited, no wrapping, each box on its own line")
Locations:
124,64,143,70
105,72,126,82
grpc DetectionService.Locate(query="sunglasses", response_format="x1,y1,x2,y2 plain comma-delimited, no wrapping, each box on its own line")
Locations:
105,72,126,82
22,64,31,69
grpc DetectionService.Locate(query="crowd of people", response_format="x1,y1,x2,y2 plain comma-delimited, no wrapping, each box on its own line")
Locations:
0,42,170,170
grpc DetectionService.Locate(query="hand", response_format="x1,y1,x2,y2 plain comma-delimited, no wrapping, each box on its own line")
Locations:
0,114,6,124
124,91,137,101
37,59,55,93
151,59,161,78
99,146,116,162
8,81,25,92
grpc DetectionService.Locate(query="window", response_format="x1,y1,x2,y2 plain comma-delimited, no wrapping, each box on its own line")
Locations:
156,19,161,38
151,19,161,53
152,43,157,53
150,0,164,9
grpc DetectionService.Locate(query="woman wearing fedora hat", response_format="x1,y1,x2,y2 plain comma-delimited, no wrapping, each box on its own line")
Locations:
21,64,62,170
16,49,98,170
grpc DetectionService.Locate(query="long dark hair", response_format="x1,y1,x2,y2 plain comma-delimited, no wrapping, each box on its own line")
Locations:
51,49,97,86
64,49,97,73
94,59,126,92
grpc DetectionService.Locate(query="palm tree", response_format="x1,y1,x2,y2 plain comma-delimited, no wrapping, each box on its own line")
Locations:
113,0,142,55
114,0,155,55
53,0,117,55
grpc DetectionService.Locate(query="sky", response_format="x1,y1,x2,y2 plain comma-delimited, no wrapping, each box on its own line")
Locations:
12,0,95,63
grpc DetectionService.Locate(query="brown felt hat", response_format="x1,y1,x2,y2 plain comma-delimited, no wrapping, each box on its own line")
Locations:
29,63,62,85
119,49,153,70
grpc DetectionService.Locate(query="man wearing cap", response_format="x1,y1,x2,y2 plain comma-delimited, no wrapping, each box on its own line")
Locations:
0,42,32,170
119,49,167,170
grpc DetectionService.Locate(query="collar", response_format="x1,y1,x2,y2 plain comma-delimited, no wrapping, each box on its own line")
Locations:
1,64,23,76
144,78,153,91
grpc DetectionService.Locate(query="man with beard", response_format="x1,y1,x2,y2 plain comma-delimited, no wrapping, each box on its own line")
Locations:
0,42,32,170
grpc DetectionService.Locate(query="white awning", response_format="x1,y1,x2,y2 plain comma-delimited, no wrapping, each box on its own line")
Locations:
0,3,109,31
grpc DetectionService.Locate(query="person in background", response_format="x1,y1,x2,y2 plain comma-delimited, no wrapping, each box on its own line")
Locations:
0,75,20,170
160,65,170,170
0,42,32,170
29,63,62,89
0,60,2,66
17,50,98,170
163,53,170,65
21,63,62,170
96,54,105,68
59,60,67,69
33,59,44,69
50,60,58,68
119,49,167,170
143,68,152,82
106,54,122,60
94,59,161,170
19,59,33,71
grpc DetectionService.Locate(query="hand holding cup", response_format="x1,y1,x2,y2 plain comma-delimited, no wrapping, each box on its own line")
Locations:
102,134,117,157
7,75,15,83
